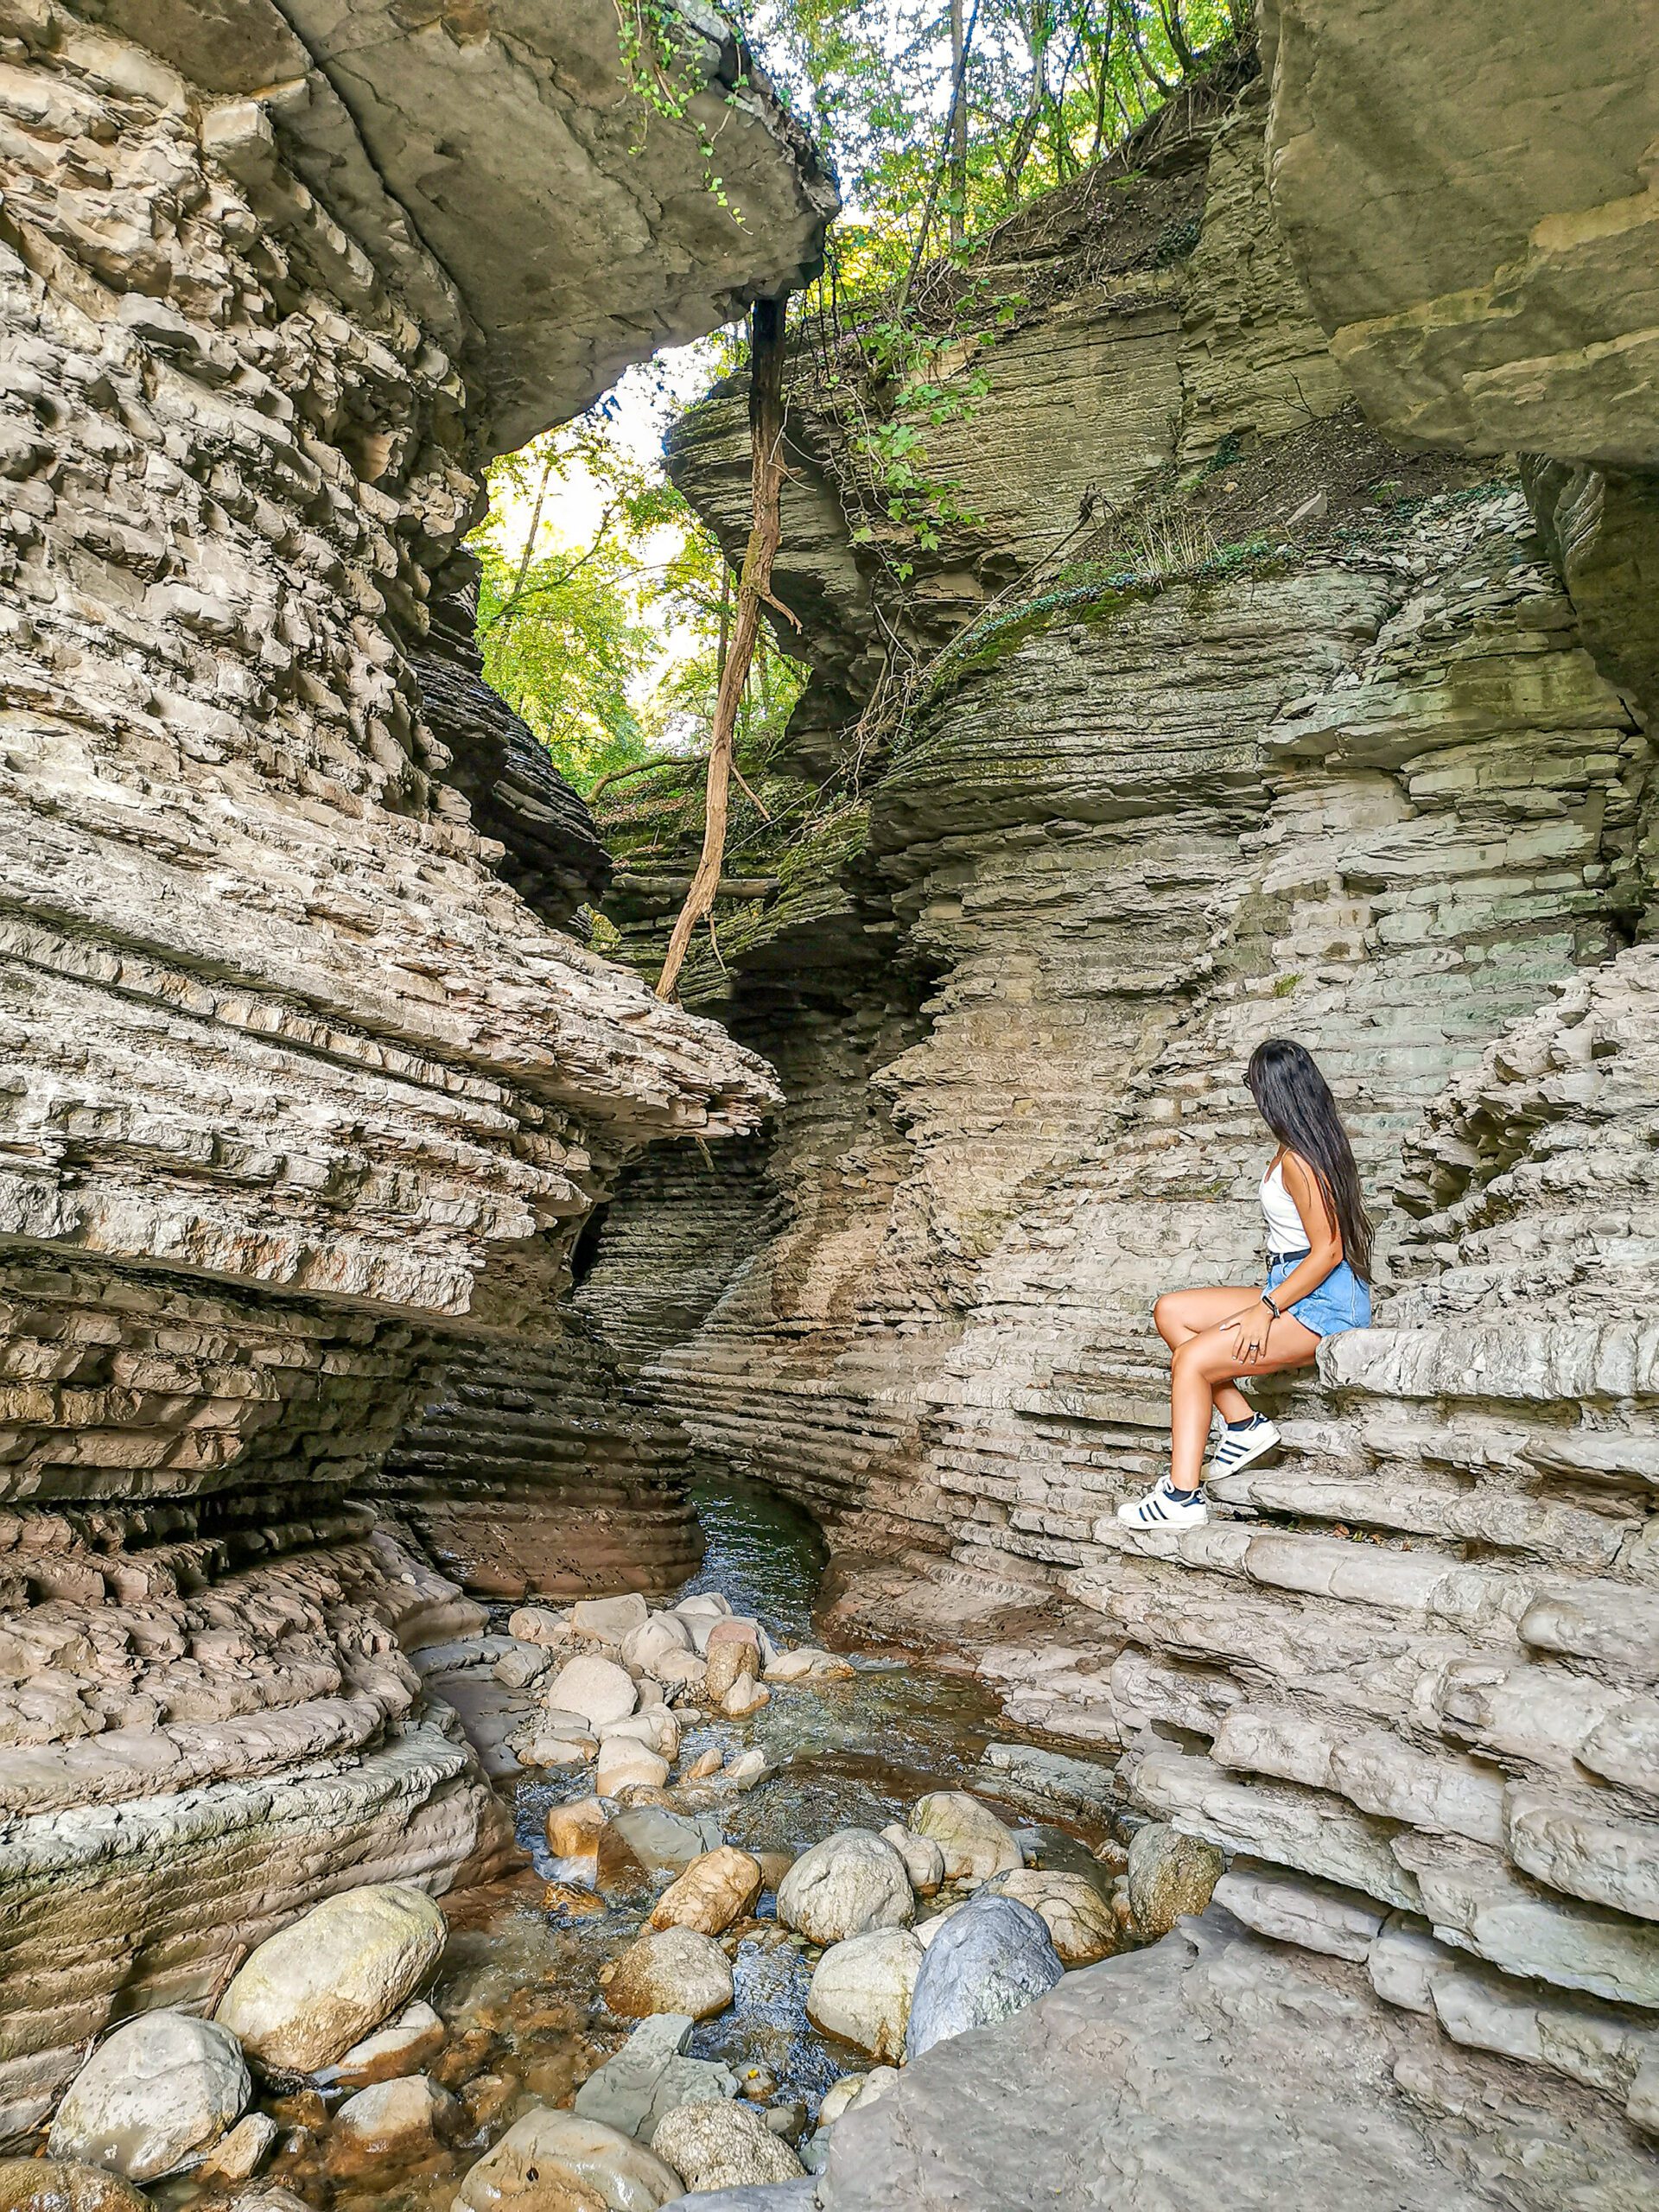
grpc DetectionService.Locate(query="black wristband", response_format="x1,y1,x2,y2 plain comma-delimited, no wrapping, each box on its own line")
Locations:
1261,1293,1281,1319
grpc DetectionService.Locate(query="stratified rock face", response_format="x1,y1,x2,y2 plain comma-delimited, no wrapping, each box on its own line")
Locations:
586,54,1659,2134
0,0,826,2135
1256,0,1659,466
376,1319,708,1599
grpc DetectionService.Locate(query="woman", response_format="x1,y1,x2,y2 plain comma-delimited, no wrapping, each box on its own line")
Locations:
1117,1038,1372,1531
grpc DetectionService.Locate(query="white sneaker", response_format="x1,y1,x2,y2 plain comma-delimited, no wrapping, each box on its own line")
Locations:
1205,1414,1281,1479
1116,1477,1209,1530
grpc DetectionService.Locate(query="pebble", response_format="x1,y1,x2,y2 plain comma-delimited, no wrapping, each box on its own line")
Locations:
327,2075,457,2171
703,1638,760,1702
807,1927,924,2062
880,1822,945,1895
547,1795,609,1857
596,1738,670,1796
322,1999,446,2088
684,1747,723,1781
0,2164,150,2212
985,1868,1118,1966
718,1674,770,1718
724,1746,772,1789
573,2014,737,2141
570,1595,651,1643
197,2113,278,2184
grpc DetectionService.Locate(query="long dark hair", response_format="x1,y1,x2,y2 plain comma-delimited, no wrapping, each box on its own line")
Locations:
1246,1039,1373,1281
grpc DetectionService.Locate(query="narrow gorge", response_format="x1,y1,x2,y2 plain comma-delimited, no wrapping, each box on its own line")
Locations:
1,5,1656,2210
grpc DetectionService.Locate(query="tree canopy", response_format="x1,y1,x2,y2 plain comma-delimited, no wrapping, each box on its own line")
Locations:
469,2,1242,804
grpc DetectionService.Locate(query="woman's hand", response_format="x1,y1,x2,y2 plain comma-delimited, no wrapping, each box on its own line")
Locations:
1222,1299,1274,1364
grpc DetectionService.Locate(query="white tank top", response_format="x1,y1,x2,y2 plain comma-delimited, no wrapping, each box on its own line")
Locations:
1261,1159,1308,1250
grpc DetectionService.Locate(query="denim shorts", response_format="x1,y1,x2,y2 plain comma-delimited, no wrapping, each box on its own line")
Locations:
1267,1252,1371,1338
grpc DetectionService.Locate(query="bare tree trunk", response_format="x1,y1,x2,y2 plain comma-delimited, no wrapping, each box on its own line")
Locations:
656,296,790,1002
949,0,968,247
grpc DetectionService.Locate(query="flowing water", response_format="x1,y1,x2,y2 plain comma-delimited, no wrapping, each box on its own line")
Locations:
171,1479,1113,2212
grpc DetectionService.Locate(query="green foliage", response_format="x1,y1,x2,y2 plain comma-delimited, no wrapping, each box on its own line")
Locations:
470,404,804,798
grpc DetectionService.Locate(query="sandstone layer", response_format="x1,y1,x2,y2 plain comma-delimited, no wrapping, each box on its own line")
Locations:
582,42,1659,2145
0,0,829,2133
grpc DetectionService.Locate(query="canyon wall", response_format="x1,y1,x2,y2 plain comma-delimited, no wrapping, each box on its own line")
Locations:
585,35,1659,2136
0,0,830,2134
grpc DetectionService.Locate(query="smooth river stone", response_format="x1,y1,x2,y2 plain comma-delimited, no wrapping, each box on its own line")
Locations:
607,1926,735,2021
216,1884,447,2073
777,1830,914,1945
48,2012,249,2182
0,2165,150,2212
650,2101,805,2194
984,1870,1118,1967
456,2107,682,2212
1127,1823,1224,1940
908,1792,1023,1882
574,2015,738,2142
906,1895,1063,2062
649,1847,764,1936
547,1654,639,1729
807,1928,925,2062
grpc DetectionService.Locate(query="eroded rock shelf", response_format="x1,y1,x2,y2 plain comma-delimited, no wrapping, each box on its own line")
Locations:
2,0,1656,2203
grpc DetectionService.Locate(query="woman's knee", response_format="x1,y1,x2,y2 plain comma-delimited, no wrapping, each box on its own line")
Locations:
1153,1291,1186,1345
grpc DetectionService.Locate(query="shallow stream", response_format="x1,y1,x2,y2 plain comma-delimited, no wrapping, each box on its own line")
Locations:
187,1479,1112,2212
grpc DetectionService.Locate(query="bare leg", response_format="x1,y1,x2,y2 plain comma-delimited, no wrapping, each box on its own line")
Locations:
1153,1285,1262,1425
1167,1321,1320,1489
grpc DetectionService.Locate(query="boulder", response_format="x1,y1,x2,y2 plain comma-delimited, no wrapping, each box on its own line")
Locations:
776,1830,914,1946
719,1676,770,1719
573,2014,737,2142
547,1655,639,1730
493,1642,551,1691
984,1870,1118,1967
649,1847,764,1936
323,1999,446,2088
196,2113,278,2183
216,1884,447,2074
547,1796,609,1859
1127,1824,1224,1940
906,1894,1064,2061
908,1793,1022,1883
455,2107,681,2212
611,1806,724,1873
879,1825,945,1897
622,1615,695,1674
597,1738,671,1796
48,2012,249,2182
607,1927,735,2021
807,1929,924,2063
704,1618,762,1651
571,1595,652,1643
0,2164,150,2212
653,1649,709,1690
603,1708,680,1760
328,2075,456,2170
519,1733,599,1769
509,1605,574,1648
650,2101,804,2194
755,1850,797,1892
703,1640,760,1703
914,1904,964,1948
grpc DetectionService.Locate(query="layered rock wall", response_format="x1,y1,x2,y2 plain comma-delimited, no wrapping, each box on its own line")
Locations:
586,42,1659,2137
0,0,829,2129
